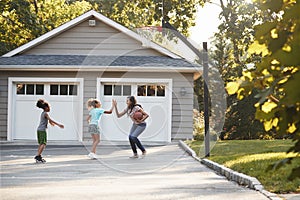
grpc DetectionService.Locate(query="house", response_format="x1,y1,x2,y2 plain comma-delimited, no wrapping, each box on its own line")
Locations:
0,10,202,143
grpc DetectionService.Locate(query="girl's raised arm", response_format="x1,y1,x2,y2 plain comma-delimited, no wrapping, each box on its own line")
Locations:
104,100,114,114
112,99,126,118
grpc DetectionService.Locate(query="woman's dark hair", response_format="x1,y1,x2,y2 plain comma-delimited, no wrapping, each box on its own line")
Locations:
36,99,49,109
127,96,137,114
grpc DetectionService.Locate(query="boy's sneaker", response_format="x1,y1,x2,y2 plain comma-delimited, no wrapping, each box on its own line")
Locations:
40,157,46,163
129,154,139,159
34,155,46,163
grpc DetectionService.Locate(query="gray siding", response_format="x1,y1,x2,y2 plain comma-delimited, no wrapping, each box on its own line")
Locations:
171,73,194,140
0,76,8,140
24,17,163,56
0,70,193,141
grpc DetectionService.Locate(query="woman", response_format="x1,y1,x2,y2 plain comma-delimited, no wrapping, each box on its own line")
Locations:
113,96,149,158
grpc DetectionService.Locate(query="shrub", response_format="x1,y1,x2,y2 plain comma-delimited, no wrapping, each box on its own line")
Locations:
193,109,204,140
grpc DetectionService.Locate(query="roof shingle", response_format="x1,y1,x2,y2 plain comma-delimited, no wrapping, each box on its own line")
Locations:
0,55,199,68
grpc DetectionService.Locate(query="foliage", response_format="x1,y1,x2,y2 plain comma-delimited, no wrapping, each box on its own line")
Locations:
222,90,266,140
226,0,300,179
205,0,266,139
0,0,93,55
216,0,262,75
193,109,205,140
85,0,202,36
187,140,300,193
1,0,203,55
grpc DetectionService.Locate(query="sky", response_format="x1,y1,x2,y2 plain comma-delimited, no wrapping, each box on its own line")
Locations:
189,2,222,45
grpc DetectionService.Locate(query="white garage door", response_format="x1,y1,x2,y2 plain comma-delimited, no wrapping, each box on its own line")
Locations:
98,78,172,143
9,78,83,141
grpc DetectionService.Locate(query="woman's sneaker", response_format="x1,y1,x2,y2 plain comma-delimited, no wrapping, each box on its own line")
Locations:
141,151,147,158
129,154,138,159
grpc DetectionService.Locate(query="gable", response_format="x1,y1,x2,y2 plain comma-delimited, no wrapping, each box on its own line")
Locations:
23,17,163,56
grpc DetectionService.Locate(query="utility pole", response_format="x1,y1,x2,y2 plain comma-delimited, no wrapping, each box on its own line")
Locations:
203,42,210,157
162,20,210,157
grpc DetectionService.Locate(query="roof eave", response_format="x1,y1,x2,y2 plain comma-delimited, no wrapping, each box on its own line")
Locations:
0,65,202,73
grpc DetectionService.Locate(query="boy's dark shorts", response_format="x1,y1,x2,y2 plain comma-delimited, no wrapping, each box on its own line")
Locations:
37,130,47,145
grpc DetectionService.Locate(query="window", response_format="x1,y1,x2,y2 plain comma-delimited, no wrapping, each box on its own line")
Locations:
157,85,165,96
147,85,156,96
123,85,131,96
103,84,132,96
104,85,112,95
16,84,25,95
113,85,122,96
69,85,78,96
50,85,59,95
60,85,68,95
138,84,165,97
36,84,44,95
137,85,146,96
26,84,34,95
50,84,78,96
103,83,165,97
16,83,44,95
15,83,77,96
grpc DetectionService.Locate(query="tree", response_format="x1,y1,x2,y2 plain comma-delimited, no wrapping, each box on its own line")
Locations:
0,0,93,55
226,0,300,179
206,0,266,139
1,0,203,56
85,0,202,36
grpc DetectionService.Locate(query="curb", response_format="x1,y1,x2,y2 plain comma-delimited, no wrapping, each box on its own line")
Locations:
178,140,283,200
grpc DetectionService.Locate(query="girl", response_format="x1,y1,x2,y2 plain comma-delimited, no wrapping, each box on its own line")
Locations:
35,99,64,163
87,98,113,159
113,96,149,158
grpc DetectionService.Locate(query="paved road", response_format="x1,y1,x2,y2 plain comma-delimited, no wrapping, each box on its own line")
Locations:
1,142,270,200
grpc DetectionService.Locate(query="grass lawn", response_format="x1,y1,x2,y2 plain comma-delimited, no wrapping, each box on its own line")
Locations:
186,139,300,194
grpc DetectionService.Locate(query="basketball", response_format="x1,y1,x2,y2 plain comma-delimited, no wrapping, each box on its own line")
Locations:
133,111,143,120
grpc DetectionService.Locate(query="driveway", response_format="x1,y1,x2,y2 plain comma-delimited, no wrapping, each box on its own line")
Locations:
1,142,270,200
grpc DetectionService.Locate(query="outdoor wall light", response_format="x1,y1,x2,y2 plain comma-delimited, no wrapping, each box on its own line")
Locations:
180,87,187,96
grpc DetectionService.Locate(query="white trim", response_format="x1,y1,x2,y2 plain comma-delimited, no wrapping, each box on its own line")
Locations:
2,10,180,59
99,78,172,84
97,78,172,142
7,77,84,142
7,79,13,141
167,80,173,143
0,65,202,73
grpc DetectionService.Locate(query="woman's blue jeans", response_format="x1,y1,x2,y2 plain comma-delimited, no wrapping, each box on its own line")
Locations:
129,123,146,154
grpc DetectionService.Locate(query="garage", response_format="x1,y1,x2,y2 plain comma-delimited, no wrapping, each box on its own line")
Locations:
98,78,172,143
1,10,198,142
8,78,83,141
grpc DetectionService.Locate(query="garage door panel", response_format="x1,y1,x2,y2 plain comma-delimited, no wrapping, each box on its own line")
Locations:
46,101,79,141
101,115,129,141
14,101,40,140
11,79,82,141
139,104,168,141
99,79,171,142
101,99,131,140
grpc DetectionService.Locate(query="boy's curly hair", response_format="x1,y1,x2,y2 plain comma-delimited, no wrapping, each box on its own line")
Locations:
36,99,49,109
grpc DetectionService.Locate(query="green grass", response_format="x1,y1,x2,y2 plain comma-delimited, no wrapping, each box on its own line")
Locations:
186,140,300,194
